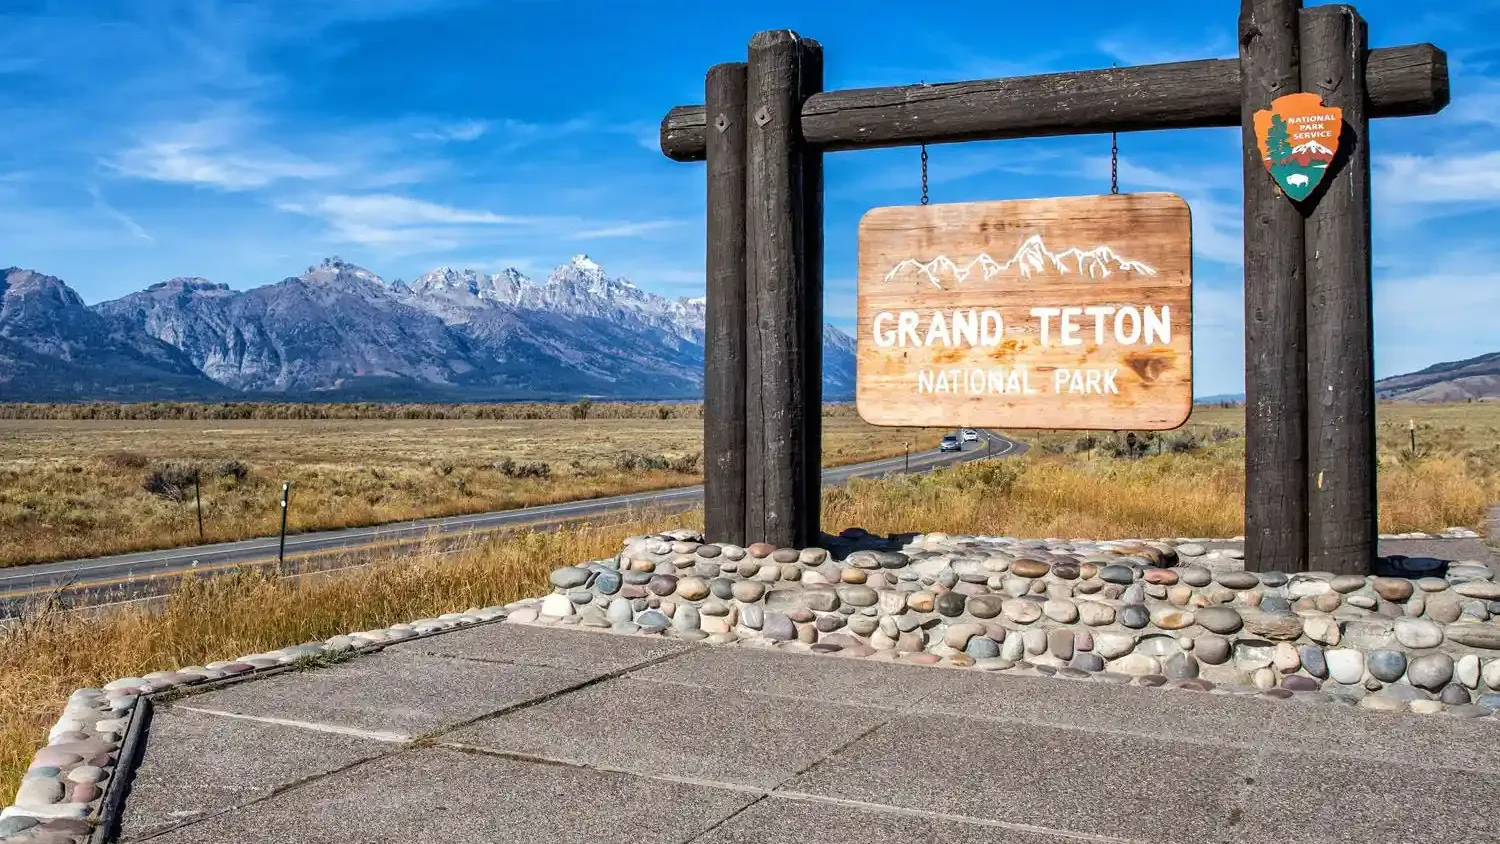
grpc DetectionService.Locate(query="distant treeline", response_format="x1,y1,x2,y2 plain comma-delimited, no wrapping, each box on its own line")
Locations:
0,400,866,421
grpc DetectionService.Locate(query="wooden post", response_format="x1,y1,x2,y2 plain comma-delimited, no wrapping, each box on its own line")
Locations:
659,45,1448,161
704,62,749,546
1240,0,1308,572
1302,5,1375,575
745,30,811,547
798,39,825,546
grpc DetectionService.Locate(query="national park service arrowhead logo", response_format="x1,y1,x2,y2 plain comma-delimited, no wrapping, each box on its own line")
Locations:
1254,92,1342,202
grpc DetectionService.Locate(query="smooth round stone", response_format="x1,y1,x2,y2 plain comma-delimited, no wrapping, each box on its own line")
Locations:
1273,642,1301,674
1216,571,1259,589
1328,574,1366,594
1408,653,1455,691
675,577,709,601
1258,571,1290,588
771,548,800,564
1176,543,1206,557
732,581,766,603
964,637,1000,659
1360,695,1406,712
1113,653,1161,677
637,611,670,632
1001,599,1042,624
1194,607,1242,634
1020,628,1047,656
797,589,836,613
672,607,701,633
64,765,104,785
1372,577,1415,601
549,566,592,589
944,623,984,649
1042,599,1079,624
1425,593,1463,623
1147,607,1192,631
1252,668,1278,690
1122,583,1147,605
1456,581,1500,600
1393,617,1444,649
1135,674,1168,687
1099,565,1134,585
1051,563,1080,580
1094,633,1135,659
708,578,735,600
1449,704,1493,718
956,594,999,619
1325,649,1365,684
1163,653,1199,679
540,594,575,618
874,551,909,569
739,604,765,630
1135,634,1181,658
1440,683,1472,705
1446,622,1500,650
838,585,878,608
695,544,723,559
1073,602,1113,626
1196,635,1231,665
799,548,829,565
1296,645,1326,679
1288,578,1332,599
762,611,796,641
1010,559,1051,578
647,575,679,596
1282,675,1322,692
1142,569,1178,587
1119,605,1150,629
1456,654,1481,689
15,777,64,805
1181,566,1212,587
1367,649,1408,682
1048,629,1076,661
747,542,775,558
934,592,966,617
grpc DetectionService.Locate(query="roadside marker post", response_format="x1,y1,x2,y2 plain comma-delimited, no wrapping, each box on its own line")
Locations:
279,482,292,567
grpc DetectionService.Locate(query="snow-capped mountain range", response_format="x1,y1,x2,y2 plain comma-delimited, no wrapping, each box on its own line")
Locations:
1291,140,1334,157
883,234,1158,288
0,256,858,401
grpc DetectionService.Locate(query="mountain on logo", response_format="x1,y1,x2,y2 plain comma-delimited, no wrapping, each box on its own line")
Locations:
1288,139,1335,168
883,234,1157,288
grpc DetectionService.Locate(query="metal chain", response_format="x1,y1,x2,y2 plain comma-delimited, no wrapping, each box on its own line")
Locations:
920,144,929,205
919,80,930,205
1110,62,1120,195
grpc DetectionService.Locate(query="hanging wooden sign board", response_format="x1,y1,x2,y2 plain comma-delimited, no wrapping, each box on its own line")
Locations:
855,192,1193,430
1254,92,1342,201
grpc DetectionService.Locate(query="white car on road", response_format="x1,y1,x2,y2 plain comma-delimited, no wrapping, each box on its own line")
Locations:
960,429,979,443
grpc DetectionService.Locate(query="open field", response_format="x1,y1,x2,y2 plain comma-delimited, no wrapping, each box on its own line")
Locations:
0,410,946,568
2,401,1497,798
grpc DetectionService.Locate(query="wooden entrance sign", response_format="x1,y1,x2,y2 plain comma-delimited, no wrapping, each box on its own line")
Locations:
855,193,1192,430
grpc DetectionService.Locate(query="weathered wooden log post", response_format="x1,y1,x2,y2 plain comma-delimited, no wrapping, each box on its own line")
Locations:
1240,0,1309,572
704,61,750,545
1301,5,1376,575
745,30,819,547
798,39,826,546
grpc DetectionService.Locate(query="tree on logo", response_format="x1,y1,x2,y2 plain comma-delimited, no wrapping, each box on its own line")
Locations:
1265,114,1293,163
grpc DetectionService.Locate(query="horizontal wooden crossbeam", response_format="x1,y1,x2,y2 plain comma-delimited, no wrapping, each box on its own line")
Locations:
659,43,1447,161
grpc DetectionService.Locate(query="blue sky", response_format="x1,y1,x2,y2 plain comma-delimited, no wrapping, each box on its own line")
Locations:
1,0,1497,397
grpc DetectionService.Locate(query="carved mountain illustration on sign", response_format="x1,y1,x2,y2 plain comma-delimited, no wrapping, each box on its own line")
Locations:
1253,92,1343,201
883,234,1158,289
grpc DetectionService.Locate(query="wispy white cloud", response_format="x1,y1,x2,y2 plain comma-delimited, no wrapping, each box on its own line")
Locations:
413,119,491,142
300,194,539,227
107,112,343,191
87,184,154,243
1097,29,1235,66
1376,149,1500,206
570,220,682,239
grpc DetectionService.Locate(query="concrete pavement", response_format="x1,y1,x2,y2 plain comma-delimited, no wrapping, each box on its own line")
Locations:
108,621,1500,844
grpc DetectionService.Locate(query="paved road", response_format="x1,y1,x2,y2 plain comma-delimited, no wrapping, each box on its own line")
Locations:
0,430,1024,613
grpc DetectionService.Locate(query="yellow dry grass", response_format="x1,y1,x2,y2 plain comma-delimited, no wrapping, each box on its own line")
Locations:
1,401,1495,801
0,412,943,567
0,515,692,802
